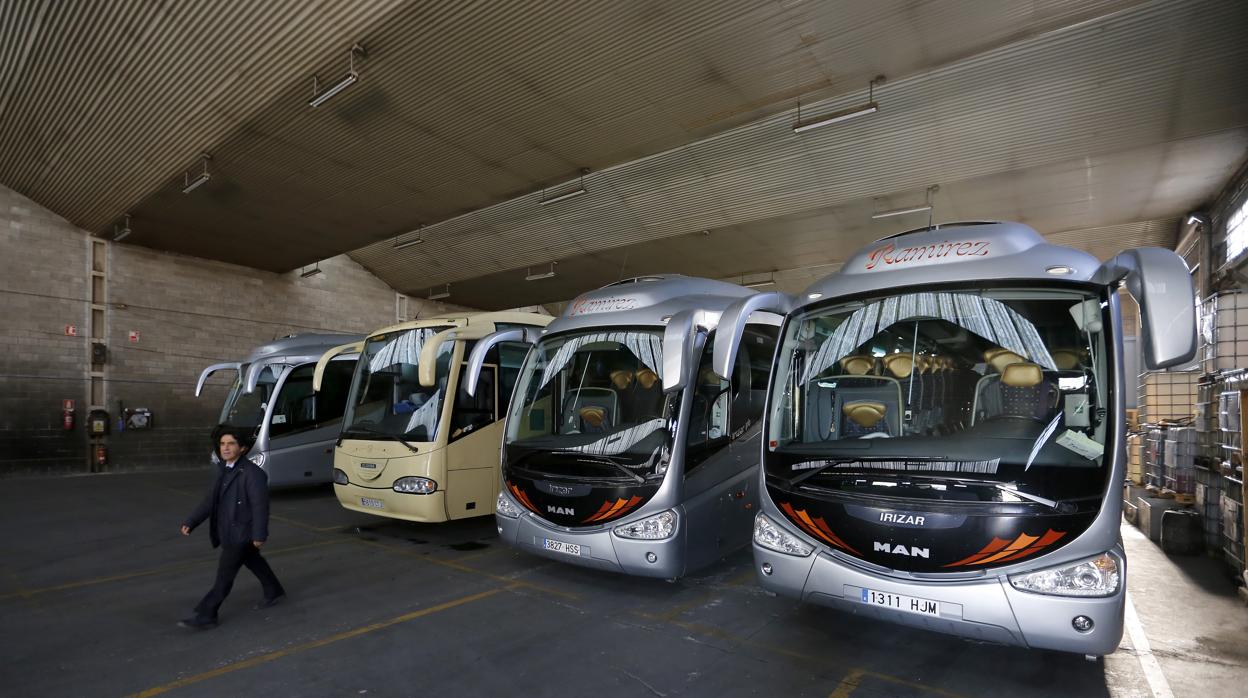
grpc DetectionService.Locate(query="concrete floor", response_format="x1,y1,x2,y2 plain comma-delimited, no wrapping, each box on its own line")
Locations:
1,470,1244,698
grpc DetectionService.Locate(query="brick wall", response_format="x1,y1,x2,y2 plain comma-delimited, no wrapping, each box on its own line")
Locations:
0,182,472,475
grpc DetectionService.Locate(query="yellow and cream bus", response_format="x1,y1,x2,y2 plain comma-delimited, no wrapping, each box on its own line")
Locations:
316,312,552,522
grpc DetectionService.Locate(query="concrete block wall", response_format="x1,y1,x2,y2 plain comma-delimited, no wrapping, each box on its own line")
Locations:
0,182,472,475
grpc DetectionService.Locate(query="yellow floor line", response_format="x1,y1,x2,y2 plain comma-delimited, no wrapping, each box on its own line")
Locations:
829,668,866,698
0,539,346,602
127,586,506,698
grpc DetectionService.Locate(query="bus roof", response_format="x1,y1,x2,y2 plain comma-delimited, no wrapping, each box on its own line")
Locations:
800,221,1103,305
363,310,553,339
546,274,758,335
242,333,366,365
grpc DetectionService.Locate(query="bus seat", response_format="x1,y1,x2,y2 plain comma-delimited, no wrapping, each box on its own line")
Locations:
635,368,659,389
610,369,634,390
562,387,617,433
882,354,914,378
842,400,888,438
1051,349,1082,370
988,350,1025,373
998,362,1057,419
839,355,876,376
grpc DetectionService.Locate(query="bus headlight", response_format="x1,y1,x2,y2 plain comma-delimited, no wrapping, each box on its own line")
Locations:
495,491,523,519
332,468,348,485
392,476,437,494
1008,552,1121,597
613,510,677,540
754,513,813,556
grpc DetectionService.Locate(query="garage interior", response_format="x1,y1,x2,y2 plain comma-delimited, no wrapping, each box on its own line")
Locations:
2,1,1248,696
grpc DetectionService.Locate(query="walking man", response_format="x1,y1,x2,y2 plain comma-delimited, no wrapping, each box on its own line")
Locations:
179,424,285,629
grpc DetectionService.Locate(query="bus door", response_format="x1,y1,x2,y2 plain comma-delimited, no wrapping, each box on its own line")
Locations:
266,359,357,483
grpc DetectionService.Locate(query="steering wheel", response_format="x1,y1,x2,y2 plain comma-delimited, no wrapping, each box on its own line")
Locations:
980,414,1048,425
859,432,891,439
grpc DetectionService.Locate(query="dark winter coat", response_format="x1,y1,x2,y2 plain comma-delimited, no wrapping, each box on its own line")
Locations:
183,458,270,548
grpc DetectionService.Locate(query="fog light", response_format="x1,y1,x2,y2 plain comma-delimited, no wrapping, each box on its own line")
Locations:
1072,615,1094,633
645,552,658,564
332,468,348,485
761,562,773,576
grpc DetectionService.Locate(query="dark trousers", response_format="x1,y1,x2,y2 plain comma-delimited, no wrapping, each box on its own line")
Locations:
193,542,285,620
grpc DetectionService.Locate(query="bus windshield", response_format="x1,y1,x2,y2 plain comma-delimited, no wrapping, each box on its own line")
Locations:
504,329,675,481
342,327,454,442
767,288,1109,503
219,366,278,428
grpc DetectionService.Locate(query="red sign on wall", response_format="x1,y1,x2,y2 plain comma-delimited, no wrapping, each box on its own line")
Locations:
128,330,140,343
64,325,77,336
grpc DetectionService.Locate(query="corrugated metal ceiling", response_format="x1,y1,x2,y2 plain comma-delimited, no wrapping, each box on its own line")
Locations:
2,0,1160,267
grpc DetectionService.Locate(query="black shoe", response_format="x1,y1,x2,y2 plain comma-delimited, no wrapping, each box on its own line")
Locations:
254,593,286,610
178,616,218,630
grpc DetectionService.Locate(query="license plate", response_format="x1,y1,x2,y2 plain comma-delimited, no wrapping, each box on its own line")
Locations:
543,538,582,556
360,497,385,509
860,588,940,617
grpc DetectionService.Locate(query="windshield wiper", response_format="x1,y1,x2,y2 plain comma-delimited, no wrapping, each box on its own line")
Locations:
338,424,419,453
789,457,945,487
546,452,647,484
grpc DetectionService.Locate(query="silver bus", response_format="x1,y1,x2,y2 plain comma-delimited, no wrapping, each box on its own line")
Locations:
713,221,1195,657
466,275,781,579
195,333,363,487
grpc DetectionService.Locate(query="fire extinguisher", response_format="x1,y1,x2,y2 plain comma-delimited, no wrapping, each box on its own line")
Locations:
95,445,108,467
62,399,75,431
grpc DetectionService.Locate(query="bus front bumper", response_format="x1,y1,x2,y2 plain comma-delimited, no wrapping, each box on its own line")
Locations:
497,511,687,579
334,482,448,523
753,543,1126,656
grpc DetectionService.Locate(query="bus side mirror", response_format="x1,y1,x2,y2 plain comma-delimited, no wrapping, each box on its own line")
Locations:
313,341,362,392
713,291,794,380
1094,248,1196,370
662,311,697,393
464,328,537,396
195,362,241,397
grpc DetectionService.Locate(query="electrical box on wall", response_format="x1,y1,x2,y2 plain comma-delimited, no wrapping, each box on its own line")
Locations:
88,409,110,435
124,408,153,430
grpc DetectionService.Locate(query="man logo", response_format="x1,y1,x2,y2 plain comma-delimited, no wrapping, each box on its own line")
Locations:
547,505,575,516
874,541,930,558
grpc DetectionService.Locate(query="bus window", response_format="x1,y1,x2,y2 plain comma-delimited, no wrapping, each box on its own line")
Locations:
686,325,776,474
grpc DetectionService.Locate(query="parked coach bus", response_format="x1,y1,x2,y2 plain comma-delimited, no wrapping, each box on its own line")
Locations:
319,312,552,522
712,221,1195,657
194,333,364,487
465,276,781,579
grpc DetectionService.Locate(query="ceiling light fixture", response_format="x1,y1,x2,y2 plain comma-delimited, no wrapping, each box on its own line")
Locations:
525,262,557,281
113,214,132,241
182,153,211,193
309,44,365,108
429,284,450,300
872,184,940,220
393,227,424,249
539,168,589,206
300,262,323,278
742,273,776,288
793,75,884,134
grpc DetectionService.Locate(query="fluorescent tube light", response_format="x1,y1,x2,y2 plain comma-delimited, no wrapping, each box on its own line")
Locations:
793,102,877,133
309,44,365,108
743,279,776,288
182,171,210,193
309,72,357,107
539,187,586,206
114,214,132,241
428,284,450,300
393,235,424,249
300,266,323,278
525,262,557,281
871,204,932,219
